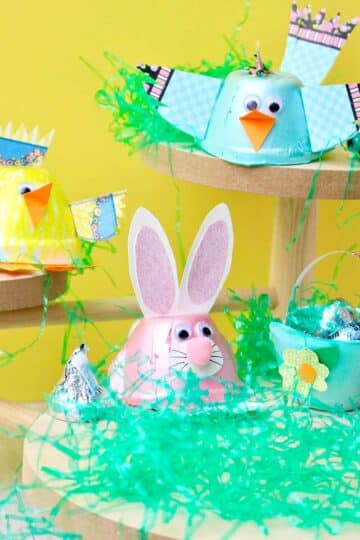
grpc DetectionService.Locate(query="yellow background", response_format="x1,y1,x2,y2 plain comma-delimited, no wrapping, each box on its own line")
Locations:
0,0,359,401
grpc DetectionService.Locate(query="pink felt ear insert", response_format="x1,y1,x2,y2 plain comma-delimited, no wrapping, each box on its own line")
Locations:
135,226,176,315
188,220,228,305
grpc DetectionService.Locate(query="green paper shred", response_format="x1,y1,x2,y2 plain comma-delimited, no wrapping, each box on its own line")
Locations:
96,2,253,152
92,22,266,154
15,376,360,538
95,53,195,153
226,290,280,380
1,284,360,538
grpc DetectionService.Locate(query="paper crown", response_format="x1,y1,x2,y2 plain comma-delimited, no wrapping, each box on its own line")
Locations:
136,2,360,166
289,1,359,42
282,2,360,85
0,123,54,167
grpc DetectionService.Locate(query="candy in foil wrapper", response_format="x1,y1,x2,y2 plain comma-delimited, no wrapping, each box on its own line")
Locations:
330,322,360,342
50,343,105,421
318,299,358,339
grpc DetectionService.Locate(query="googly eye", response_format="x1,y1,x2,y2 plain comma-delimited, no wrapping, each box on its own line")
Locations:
244,95,261,112
174,324,191,340
266,97,283,114
18,183,36,195
197,322,213,338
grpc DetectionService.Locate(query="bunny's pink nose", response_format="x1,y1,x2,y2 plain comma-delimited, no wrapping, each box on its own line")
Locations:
186,338,212,366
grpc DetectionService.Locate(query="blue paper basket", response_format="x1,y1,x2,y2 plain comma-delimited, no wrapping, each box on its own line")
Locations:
270,251,360,410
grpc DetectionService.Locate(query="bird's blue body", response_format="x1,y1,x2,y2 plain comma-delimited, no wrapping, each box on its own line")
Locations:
138,2,360,166
202,71,317,166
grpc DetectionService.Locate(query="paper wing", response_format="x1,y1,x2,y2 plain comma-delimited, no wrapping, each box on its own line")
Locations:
71,191,126,241
301,84,359,152
280,2,360,85
137,64,222,140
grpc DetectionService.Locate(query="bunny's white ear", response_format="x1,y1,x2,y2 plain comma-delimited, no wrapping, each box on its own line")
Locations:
178,203,233,314
128,208,179,318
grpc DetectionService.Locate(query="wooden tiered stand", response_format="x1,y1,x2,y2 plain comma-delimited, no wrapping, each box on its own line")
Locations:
1,146,360,539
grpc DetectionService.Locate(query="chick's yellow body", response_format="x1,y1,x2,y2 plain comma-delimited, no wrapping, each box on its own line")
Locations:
0,166,82,267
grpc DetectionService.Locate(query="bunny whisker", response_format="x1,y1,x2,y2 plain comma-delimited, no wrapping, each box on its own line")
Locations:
171,360,187,368
210,359,222,366
171,349,187,356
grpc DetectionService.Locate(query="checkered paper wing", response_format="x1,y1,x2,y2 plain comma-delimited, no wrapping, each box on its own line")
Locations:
137,64,223,140
71,191,126,242
301,84,360,152
281,39,339,86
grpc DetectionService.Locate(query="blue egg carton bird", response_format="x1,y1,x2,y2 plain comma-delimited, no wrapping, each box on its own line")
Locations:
137,1,360,166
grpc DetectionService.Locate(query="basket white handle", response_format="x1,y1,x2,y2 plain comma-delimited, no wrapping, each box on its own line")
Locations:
288,250,359,310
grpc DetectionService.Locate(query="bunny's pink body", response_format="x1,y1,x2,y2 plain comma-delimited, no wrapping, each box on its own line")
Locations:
110,313,239,405
109,203,242,406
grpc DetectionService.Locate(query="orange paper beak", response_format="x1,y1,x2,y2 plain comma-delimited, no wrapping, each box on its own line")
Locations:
23,183,52,229
240,110,275,152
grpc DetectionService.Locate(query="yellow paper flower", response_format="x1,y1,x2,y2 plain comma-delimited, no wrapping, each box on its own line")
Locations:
279,348,329,397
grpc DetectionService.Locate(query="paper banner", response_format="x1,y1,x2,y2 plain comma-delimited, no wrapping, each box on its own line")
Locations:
71,190,126,242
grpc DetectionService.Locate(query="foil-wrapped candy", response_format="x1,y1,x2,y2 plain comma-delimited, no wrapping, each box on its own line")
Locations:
319,300,360,341
331,322,360,341
50,343,104,420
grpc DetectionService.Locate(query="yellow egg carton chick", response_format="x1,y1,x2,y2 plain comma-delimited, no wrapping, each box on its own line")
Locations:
0,123,125,272
0,166,125,272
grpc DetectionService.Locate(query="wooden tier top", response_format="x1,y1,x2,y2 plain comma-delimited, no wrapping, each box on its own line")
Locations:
0,286,277,327
141,145,360,200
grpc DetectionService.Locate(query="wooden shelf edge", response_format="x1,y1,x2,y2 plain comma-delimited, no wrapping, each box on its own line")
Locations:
0,287,278,329
141,144,360,200
0,401,41,431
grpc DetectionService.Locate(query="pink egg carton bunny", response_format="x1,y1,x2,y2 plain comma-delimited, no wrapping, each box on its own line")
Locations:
109,203,241,405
